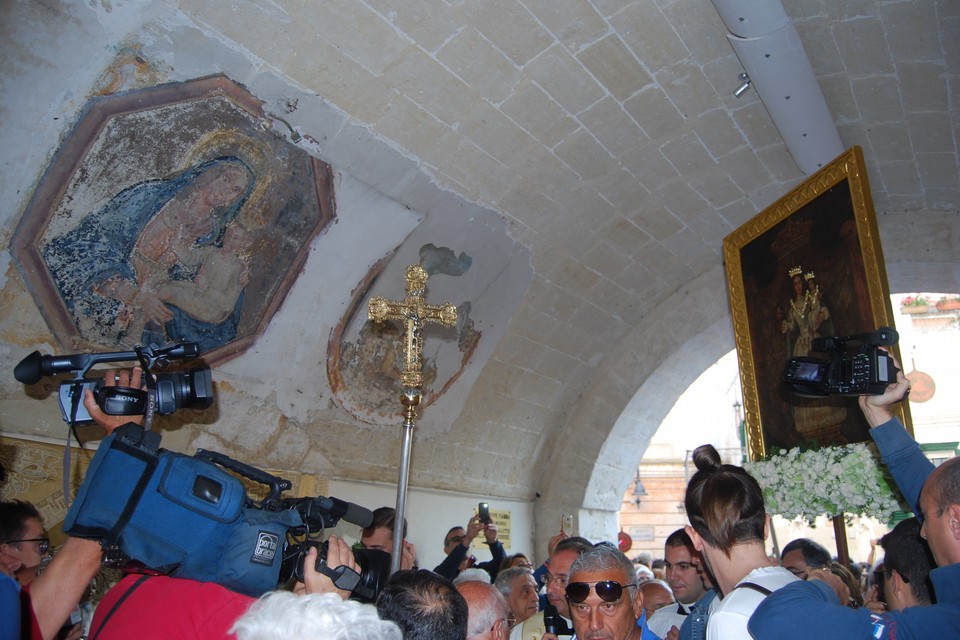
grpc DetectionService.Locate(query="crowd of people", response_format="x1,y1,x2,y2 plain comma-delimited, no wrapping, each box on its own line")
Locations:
2,352,958,640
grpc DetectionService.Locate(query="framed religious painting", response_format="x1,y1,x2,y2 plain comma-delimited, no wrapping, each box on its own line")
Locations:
723,146,910,460
9,74,335,366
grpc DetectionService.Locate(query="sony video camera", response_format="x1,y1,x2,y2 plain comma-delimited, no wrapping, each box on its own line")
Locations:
13,342,212,424
783,326,900,397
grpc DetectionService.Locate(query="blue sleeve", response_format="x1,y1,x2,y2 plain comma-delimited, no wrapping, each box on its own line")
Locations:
433,543,468,581
477,540,507,580
751,577,959,640
533,561,548,588
0,575,20,640
749,580,897,640
869,417,934,516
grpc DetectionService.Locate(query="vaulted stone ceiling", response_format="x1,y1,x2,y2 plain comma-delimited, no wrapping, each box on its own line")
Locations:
0,0,957,539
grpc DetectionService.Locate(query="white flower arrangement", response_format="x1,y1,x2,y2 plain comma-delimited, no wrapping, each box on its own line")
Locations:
744,443,906,524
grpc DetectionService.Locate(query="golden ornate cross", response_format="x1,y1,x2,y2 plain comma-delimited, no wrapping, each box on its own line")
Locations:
368,264,457,574
368,264,457,389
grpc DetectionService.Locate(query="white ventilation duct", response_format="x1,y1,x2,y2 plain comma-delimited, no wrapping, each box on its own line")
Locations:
711,0,844,174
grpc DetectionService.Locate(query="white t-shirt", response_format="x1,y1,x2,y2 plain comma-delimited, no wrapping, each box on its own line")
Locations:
647,605,687,638
706,566,798,640
509,612,575,640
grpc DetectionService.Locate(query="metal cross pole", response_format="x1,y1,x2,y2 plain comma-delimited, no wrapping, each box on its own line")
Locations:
368,264,457,573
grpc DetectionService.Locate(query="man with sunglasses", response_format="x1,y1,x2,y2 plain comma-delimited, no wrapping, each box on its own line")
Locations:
565,545,658,640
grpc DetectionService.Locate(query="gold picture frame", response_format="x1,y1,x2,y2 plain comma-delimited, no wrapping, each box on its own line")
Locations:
723,146,909,460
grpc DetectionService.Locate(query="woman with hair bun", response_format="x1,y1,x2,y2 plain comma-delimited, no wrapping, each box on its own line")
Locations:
683,444,798,639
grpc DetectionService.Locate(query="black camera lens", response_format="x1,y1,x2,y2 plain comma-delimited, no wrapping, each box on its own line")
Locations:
155,366,214,414
289,541,391,603
348,547,392,603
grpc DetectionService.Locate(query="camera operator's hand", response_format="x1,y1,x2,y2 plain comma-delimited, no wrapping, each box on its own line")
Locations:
295,535,359,600
83,368,146,435
858,349,910,428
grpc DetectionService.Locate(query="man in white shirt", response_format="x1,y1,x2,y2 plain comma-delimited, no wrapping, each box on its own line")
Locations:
647,528,716,640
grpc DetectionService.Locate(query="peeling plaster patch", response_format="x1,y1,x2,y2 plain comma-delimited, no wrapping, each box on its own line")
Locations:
92,42,171,96
0,251,10,291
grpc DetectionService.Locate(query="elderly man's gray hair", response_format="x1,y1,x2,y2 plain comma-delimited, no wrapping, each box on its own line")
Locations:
493,566,534,599
453,567,492,585
231,591,401,640
569,545,638,596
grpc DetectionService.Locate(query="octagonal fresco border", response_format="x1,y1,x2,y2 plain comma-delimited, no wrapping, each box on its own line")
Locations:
10,75,335,365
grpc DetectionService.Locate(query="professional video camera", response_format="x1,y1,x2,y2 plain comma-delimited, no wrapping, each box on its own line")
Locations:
13,342,212,424
65,423,386,599
233,473,390,602
783,326,900,397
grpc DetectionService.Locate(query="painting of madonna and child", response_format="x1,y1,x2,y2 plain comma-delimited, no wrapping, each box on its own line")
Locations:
14,77,334,365
724,147,906,458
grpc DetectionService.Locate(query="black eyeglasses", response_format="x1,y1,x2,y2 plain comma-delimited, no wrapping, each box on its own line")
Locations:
4,537,50,555
565,580,636,603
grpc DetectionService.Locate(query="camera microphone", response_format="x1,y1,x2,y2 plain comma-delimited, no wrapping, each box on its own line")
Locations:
318,497,374,528
811,326,898,352
156,342,201,359
276,495,374,531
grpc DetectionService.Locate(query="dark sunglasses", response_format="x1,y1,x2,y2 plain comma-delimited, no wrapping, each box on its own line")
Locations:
565,580,636,603
5,537,50,555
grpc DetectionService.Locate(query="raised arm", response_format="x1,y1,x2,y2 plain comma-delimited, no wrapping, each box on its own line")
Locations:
860,353,934,515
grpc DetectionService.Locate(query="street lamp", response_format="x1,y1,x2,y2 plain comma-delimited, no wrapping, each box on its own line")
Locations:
632,469,646,508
